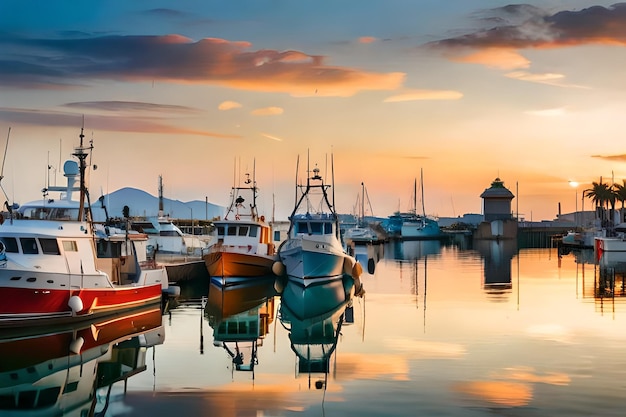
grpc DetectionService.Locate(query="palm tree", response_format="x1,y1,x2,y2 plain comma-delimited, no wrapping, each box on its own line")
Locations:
613,179,626,223
584,177,611,225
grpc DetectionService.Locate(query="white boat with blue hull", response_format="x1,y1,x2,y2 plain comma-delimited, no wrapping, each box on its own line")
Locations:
274,157,362,287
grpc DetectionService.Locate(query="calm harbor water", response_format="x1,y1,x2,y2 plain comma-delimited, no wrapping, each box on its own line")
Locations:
4,239,626,416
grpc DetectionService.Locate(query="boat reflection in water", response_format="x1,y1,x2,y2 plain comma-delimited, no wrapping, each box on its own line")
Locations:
348,242,384,274
277,274,363,389
204,275,277,378
0,305,164,416
591,251,626,314
391,239,442,261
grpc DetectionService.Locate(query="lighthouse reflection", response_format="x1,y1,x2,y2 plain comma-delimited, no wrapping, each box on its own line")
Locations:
475,239,517,300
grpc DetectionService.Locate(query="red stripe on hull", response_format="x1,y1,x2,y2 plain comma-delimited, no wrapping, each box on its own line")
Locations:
0,285,162,318
0,306,162,370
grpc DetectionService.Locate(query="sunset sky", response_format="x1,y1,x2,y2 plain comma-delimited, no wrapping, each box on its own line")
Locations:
2,1,626,221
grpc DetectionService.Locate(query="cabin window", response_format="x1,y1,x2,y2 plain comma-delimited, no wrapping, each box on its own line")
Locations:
0,237,18,253
37,387,61,407
325,223,333,234
64,381,79,393
238,226,249,236
216,226,225,236
160,230,179,237
249,226,259,238
17,389,36,408
39,238,60,255
62,241,78,252
310,222,322,235
20,238,38,254
0,394,13,409
50,208,72,220
273,230,281,241
296,222,308,234
227,226,237,236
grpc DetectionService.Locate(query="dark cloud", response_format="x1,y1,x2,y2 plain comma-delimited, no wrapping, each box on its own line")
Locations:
0,107,240,139
63,101,201,114
0,33,403,96
429,3,626,51
145,8,188,18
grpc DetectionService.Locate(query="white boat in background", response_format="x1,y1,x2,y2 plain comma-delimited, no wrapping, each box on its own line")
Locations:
399,170,441,240
562,226,604,248
203,161,278,283
130,176,213,259
0,128,170,327
343,182,382,245
275,155,362,287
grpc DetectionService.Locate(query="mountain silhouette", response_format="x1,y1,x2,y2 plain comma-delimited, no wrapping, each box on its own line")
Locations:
91,187,225,222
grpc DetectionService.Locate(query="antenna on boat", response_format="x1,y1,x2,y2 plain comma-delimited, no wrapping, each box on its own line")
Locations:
252,158,257,220
1,127,10,182
0,127,11,204
0,127,13,221
294,154,300,207
73,117,93,223
331,152,338,239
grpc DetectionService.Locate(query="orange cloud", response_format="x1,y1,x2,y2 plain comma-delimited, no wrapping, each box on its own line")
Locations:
451,47,530,70
0,107,241,139
2,34,405,97
384,89,463,102
427,3,626,82
358,36,377,44
218,101,242,110
260,133,284,141
251,107,284,116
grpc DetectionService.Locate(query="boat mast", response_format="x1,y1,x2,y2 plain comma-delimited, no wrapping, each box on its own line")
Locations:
252,158,257,220
74,126,89,222
0,127,11,217
361,182,365,226
413,177,417,215
158,175,164,217
421,168,426,217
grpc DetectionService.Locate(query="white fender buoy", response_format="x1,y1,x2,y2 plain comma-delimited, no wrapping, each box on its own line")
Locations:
272,261,285,276
69,336,85,354
68,295,84,315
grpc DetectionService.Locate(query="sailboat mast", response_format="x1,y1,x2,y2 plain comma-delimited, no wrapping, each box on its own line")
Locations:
413,178,417,215
361,182,365,225
421,168,426,217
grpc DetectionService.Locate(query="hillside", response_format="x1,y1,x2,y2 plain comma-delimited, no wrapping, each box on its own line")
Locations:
91,187,225,222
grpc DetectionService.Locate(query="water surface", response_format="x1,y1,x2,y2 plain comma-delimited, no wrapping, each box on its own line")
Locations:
8,239,626,416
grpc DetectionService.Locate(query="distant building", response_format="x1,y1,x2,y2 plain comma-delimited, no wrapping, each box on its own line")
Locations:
475,177,517,239
480,177,514,222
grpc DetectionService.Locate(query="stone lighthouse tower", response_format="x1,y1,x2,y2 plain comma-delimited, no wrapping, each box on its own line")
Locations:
475,177,517,239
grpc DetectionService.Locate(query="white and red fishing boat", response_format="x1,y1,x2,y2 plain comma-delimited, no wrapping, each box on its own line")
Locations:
0,128,169,327
203,160,277,285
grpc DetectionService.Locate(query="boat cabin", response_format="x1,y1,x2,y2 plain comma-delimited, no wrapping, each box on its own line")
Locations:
214,221,273,249
291,214,336,236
